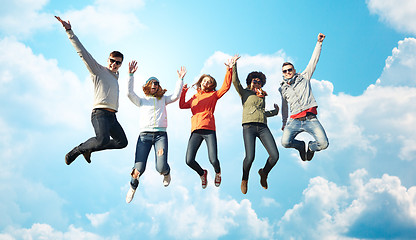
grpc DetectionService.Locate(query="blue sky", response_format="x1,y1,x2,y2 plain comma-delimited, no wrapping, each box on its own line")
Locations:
1,0,416,239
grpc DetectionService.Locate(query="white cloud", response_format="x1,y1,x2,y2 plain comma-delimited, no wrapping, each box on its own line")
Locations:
278,169,416,240
366,0,416,35
58,0,146,44
129,173,274,239
0,37,91,129
377,38,416,87
0,0,52,38
0,223,112,240
86,212,110,227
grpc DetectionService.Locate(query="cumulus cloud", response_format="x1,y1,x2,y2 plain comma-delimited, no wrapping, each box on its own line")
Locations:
128,172,274,240
57,0,146,44
278,169,416,239
0,223,110,240
86,212,110,227
0,0,53,38
366,0,416,35
377,38,416,87
0,37,91,129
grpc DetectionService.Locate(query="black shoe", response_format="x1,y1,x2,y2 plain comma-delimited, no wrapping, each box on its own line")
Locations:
82,151,91,164
258,168,268,189
298,141,306,161
65,147,81,165
306,142,315,161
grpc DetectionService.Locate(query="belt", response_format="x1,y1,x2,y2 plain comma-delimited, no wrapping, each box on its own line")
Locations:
94,108,116,113
294,114,316,121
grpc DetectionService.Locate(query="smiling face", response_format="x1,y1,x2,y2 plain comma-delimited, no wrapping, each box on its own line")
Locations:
201,76,214,91
250,77,263,90
282,64,296,79
107,56,123,73
149,80,160,95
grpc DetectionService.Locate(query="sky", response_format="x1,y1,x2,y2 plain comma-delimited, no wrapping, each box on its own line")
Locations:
1,0,416,239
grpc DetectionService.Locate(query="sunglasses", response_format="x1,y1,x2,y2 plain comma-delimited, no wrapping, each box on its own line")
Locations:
109,58,122,65
282,68,293,74
252,80,262,85
151,81,159,86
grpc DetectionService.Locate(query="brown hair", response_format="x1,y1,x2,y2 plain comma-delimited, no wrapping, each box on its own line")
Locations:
193,74,217,92
282,62,294,68
109,51,124,61
142,79,167,99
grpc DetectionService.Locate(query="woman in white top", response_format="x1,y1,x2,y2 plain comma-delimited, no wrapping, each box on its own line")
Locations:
126,60,186,203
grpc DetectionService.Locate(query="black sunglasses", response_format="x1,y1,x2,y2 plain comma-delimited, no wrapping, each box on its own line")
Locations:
151,81,159,86
109,58,122,65
252,80,262,85
282,68,293,74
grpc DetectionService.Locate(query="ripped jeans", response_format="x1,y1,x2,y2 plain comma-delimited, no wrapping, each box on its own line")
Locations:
130,131,169,189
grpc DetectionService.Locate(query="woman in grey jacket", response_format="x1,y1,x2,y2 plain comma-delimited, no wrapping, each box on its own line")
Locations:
125,60,186,203
232,58,280,194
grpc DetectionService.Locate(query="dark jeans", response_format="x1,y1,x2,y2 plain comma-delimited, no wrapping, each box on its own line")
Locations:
185,129,220,176
242,123,279,180
78,109,128,154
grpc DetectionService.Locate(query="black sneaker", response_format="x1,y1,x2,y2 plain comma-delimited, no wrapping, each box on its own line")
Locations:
298,141,307,161
258,168,268,189
65,147,81,165
306,142,315,161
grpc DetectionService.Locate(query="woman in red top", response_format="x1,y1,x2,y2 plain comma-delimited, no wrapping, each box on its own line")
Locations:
180,55,239,189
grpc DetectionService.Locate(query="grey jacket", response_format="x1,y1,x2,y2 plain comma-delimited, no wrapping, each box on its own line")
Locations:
66,30,120,111
279,41,322,127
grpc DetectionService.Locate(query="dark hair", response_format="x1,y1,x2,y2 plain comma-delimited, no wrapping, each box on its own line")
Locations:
282,62,294,68
193,74,217,92
246,71,266,87
110,51,124,61
142,80,167,99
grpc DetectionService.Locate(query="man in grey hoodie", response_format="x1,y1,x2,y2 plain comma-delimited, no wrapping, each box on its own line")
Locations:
279,33,328,161
56,16,128,165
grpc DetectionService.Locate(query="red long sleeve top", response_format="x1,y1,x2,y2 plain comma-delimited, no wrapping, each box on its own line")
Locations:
179,68,232,132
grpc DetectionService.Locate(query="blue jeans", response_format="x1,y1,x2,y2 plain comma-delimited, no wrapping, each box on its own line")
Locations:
78,109,128,153
130,131,169,189
185,129,220,176
281,116,329,152
242,123,279,180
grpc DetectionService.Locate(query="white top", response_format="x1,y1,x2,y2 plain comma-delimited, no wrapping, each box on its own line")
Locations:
127,75,183,132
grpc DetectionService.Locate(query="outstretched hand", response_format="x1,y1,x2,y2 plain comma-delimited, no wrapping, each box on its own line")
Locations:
55,16,71,30
225,54,240,68
129,60,138,74
318,33,325,42
182,84,189,91
274,103,279,111
177,66,187,79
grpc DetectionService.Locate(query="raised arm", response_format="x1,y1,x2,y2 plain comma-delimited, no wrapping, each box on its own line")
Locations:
55,16,102,75
179,84,191,109
215,55,239,98
302,33,325,80
127,60,142,107
165,66,186,104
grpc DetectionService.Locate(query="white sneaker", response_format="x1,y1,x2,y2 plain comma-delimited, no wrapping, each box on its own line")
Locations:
126,186,136,203
163,173,171,187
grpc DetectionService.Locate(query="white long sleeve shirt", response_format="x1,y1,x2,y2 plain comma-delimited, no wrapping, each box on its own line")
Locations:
128,75,183,132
